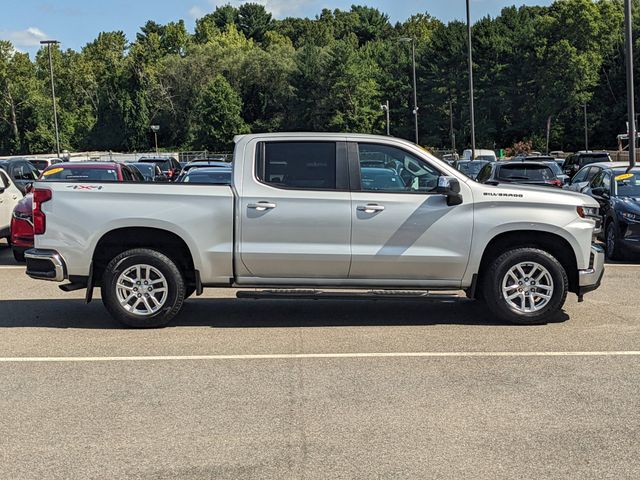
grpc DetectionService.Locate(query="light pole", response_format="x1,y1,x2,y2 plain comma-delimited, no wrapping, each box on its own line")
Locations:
40,40,60,158
380,100,390,136
465,0,476,160
583,103,589,151
449,100,456,152
624,0,636,169
150,125,160,153
399,37,419,145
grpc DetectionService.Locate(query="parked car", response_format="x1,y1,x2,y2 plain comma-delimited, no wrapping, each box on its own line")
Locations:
580,164,640,260
562,151,612,178
180,167,233,185
511,156,569,184
454,160,490,180
0,168,22,244
176,160,231,182
462,149,497,162
476,161,563,187
10,162,143,262
129,162,168,182
563,161,615,193
24,133,602,328
0,158,40,195
28,157,63,173
138,156,182,181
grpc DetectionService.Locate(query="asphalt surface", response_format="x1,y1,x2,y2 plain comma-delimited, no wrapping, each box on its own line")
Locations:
0,241,639,479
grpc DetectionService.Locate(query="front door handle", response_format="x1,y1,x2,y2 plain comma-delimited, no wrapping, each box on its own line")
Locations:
357,204,385,213
248,201,277,211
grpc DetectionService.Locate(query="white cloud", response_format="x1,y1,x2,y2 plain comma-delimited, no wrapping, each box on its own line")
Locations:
0,27,49,50
206,0,316,19
188,5,206,19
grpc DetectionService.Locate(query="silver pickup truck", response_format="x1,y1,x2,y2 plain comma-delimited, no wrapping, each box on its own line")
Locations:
25,133,604,327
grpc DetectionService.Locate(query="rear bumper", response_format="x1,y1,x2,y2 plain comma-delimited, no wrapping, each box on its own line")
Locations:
25,249,67,282
577,244,605,296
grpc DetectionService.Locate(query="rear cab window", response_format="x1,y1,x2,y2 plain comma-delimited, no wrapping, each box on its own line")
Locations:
256,142,340,190
42,167,119,181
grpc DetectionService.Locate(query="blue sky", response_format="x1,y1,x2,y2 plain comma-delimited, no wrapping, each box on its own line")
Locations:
2,0,553,55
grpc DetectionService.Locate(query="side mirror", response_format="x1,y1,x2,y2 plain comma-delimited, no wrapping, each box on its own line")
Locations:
436,176,463,206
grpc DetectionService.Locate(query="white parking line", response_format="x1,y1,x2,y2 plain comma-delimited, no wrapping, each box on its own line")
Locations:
0,266,25,270
0,351,639,363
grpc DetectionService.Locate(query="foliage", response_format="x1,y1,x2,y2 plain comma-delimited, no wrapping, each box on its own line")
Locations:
0,0,636,155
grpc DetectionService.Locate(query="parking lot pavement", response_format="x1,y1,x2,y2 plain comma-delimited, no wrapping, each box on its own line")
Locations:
1,243,639,479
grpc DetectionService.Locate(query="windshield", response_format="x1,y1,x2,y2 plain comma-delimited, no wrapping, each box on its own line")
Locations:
457,162,487,177
498,164,555,182
546,162,563,175
581,155,610,165
140,159,170,170
614,171,640,197
42,167,118,181
30,160,50,171
183,170,232,184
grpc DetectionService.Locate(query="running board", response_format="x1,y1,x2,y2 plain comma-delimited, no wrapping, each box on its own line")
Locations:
236,289,462,301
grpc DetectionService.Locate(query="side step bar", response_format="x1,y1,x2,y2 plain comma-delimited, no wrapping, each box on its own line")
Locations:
236,289,462,301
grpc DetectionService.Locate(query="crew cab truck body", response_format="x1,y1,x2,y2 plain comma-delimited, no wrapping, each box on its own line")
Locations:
25,133,604,327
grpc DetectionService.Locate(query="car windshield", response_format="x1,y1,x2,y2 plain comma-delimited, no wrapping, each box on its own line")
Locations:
546,162,563,175
140,159,170,170
183,170,232,184
42,167,118,181
581,154,610,165
498,164,555,181
614,170,640,197
30,160,50,171
458,162,487,177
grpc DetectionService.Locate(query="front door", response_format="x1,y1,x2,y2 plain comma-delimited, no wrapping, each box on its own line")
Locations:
349,141,473,283
238,139,352,281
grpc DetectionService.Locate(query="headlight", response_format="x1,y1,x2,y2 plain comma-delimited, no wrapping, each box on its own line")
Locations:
621,211,640,223
577,206,599,219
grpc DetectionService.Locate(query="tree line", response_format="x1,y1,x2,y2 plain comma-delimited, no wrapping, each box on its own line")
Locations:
0,0,635,155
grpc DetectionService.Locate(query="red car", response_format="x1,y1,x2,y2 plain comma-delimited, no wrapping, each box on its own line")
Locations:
10,162,143,262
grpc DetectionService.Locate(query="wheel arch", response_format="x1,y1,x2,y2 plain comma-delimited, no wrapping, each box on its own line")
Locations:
474,230,578,297
91,227,196,288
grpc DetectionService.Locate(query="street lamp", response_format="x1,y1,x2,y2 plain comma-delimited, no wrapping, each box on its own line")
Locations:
40,40,60,158
583,103,589,151
624,0,636,169
465,0,476,160
150,125,160,153
380,100,390,136
399,37,419,145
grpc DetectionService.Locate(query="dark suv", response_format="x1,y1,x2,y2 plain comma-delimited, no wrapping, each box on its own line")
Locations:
580,163,640,260
0,158,39,195
562,152,611,178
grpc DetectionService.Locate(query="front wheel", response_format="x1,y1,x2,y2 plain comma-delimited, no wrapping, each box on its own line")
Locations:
482,248,568,325
101,248,185,328
605,222,624,261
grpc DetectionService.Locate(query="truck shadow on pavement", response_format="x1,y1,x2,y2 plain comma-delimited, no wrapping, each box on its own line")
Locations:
0,297,569,329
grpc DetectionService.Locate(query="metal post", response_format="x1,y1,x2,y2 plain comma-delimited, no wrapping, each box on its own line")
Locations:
411,39,419,145
466,0,476,160
584,104,589,152
154,132,159,154
625,0,636,169
381,100,390,136
449,100,455,151
546,116,552,154
41,40,60,158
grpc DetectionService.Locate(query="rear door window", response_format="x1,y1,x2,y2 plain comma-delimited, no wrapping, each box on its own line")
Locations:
497,164,554,181
257,142,337,190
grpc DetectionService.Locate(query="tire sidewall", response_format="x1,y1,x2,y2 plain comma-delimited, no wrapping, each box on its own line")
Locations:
485,248,567,324
102,249,184,328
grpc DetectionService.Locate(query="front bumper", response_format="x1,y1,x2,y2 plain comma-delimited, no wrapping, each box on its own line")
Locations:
577,244,605,297
25,249,67,282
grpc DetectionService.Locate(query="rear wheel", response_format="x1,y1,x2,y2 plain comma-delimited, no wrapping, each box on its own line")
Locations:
101,248,185,328
482,248,568,325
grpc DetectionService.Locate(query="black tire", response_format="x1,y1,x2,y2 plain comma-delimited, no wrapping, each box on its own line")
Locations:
482,248,568,325
12,248,25,263
605,222,624,261
101,248,185,328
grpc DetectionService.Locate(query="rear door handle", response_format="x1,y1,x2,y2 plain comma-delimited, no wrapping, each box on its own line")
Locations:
248,202,277,211
357,204,385,213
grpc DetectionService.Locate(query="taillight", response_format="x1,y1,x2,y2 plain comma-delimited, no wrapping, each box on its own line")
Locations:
550,179,562,187
33,188,52,235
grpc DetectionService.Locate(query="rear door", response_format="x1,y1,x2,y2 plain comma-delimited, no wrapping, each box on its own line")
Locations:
349,141,473,283
238,140,352,281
